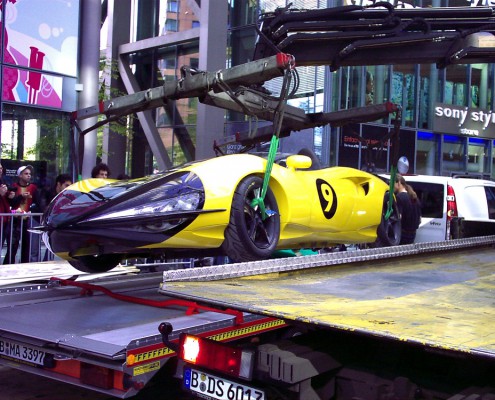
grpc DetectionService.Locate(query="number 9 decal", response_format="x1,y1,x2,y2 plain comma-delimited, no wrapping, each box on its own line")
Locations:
316,178,337,219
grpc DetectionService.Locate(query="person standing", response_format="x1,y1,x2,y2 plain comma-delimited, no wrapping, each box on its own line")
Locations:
394,174,421,245
45,173,73,206
0,164,13,256
4,165,40,264
0,164,11,220
39,173,73,261
91,163,111,178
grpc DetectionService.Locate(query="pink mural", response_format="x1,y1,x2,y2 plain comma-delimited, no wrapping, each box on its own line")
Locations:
1,0,70,109
26,46,45,104
1,0,18,101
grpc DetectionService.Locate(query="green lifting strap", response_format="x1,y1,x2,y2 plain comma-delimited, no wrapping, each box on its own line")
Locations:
385,106,402,220
386,165,397,220
250,63,293,220
250,135,279,219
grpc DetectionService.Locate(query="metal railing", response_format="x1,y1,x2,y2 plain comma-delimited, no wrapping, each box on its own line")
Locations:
0,213,221,268
0,212,51,264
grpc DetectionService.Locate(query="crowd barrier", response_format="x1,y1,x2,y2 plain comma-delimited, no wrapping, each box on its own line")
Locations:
0,213,227,267
0,212,50,264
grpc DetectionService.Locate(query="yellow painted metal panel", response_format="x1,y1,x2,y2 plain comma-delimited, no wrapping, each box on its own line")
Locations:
161,247,495,357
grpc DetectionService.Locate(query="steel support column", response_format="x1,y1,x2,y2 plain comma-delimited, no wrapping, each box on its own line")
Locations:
196,0,228,160
79,0,101,178
101,0,132,178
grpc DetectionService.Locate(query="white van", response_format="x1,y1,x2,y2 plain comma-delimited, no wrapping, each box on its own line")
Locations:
381,174,495,242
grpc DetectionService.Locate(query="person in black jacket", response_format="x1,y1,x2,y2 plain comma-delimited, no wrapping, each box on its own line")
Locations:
394,174,421,245
45,173,73,206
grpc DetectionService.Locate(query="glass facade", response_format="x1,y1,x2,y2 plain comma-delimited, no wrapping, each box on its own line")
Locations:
0,0,79,187
153,1,200,166
223,0,495,177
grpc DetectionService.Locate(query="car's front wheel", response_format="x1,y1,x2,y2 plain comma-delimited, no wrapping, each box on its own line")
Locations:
68,254,122,273
376,193,401,246
222,176,280,262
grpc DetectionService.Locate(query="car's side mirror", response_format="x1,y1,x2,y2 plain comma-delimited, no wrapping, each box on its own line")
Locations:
286,155,312,171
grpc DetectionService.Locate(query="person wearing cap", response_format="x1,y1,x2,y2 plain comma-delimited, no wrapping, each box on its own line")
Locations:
3,165,41,264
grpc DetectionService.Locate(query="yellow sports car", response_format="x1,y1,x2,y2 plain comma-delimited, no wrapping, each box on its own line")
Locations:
39,152,400,273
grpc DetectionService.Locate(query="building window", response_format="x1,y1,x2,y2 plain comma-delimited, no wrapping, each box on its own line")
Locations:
418,65,441,130
167,1,178,13
467,137,489,176
443,135,467,175
192,20,200,28
471,64,488,109
416,131,440,175
392,65,417,128
189,58,199,69
165,19,178,32
444,65,468,106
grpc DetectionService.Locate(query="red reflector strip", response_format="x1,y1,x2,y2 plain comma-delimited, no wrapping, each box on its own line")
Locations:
48,359,125,392
48,359,80,379
80,363,114,390
179,333,254,379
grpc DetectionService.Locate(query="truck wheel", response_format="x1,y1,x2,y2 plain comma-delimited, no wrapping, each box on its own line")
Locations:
376,193,401,246
69,254,122,273
222,176,280,262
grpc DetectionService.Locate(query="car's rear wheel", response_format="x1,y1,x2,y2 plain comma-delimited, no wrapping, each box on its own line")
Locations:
222,176,280,262
68,254,122,273
376,193,401,246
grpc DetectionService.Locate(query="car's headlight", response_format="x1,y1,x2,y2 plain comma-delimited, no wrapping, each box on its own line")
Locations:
78,172,205,232
90,191,201,220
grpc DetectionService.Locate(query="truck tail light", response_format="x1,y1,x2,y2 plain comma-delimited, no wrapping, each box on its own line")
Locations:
178,333,254,380
446,185,458,220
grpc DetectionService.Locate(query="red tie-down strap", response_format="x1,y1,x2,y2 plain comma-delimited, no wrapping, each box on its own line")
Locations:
49,277,244,325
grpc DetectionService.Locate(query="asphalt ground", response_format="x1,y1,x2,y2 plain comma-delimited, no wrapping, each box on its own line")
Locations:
0,364,112,399
0,363,194,400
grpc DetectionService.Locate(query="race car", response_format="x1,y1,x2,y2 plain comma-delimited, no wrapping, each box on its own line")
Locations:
39,152,400,273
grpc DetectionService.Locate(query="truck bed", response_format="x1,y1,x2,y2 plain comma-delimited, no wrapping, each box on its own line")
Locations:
0,273,233,358
0,261,277,398
160,237,495,360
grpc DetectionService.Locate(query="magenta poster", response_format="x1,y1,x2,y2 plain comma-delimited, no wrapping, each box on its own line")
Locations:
1,0,80,108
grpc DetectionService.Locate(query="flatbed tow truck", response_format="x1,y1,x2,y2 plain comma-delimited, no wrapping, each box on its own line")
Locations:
2,4,495,400
162,237,495,400
0,238,494,399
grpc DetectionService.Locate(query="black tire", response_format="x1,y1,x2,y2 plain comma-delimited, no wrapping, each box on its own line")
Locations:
376,193,401,246
68,254,122,273
222,176,280,262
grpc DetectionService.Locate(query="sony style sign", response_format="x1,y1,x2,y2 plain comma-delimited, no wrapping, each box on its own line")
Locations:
433,103,495,139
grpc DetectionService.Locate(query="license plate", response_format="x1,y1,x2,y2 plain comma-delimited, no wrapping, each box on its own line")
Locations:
184,368,265,400
0,338,47,366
